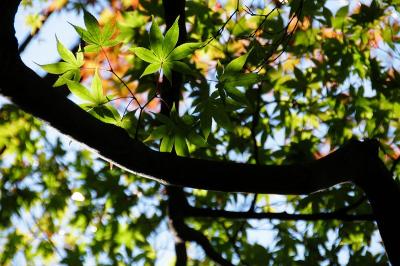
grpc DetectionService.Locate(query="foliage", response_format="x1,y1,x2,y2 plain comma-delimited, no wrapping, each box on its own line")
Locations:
2,0,400,264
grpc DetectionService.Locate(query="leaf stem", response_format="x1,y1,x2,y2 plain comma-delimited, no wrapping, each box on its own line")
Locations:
101,47,142,107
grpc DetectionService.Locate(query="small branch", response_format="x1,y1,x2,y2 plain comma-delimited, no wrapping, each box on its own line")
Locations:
121,97,135,119
183,226,234,266
101,47,141,106
255,0,304,70
186,206,374,221
203,1,240,47
167,187,233,266
30,212,63,258
220,222,249,266
246,6,278,38
332,195,367,214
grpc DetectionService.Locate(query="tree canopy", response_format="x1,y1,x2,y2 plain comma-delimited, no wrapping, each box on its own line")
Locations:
1,0,400,265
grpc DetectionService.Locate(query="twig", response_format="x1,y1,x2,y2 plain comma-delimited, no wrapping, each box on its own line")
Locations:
101,47,141,106
186,206,374,221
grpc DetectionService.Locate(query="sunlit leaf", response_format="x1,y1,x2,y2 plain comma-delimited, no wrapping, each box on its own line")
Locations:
56,37,77,65
66,81,95,102
40,62,72,74
174,134,188,156
149,17,164,57
140,63,161,78
167,42,202,60
90,70,105,104
132,47,159,63
170,61,194,75
160,135,174,152
162,16,179,56
162,62,173,83
224,50,252,74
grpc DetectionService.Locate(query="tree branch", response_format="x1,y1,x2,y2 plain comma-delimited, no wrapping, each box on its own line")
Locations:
352,144,400,265
185,206,374,221
167,187,233,266
0,1,391,196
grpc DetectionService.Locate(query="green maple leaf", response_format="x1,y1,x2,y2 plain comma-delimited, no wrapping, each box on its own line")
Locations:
66,69,107,105
131,16,202,82
39,37,83,87
65,69,121,125
146,105,206,156
71,10,120,53
216,49,260,105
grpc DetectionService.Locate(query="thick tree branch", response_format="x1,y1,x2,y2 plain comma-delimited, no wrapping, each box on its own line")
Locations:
2,0,368,196
352,143,400,265
167,195,188,266
0,1,393,196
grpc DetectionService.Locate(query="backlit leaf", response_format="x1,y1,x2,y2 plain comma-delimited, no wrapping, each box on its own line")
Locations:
56,37,77,65
174,134,188,156
162,17,179,56
167,42,202,60
225,50,252,74
160,135,174,152
66,81,95,102
83,10,100,42
132,47,159,63
40,62,72,74
140,63,161,78
149,17,163,57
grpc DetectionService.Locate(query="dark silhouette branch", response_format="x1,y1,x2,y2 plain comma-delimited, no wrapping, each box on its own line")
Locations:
167,187,233,266
333,195,367,214
352,144,400,266
182,226,234,266
0,2,394,195
167,188,188,266
185,206,374,221
0,2,392,195
220,222,249,266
